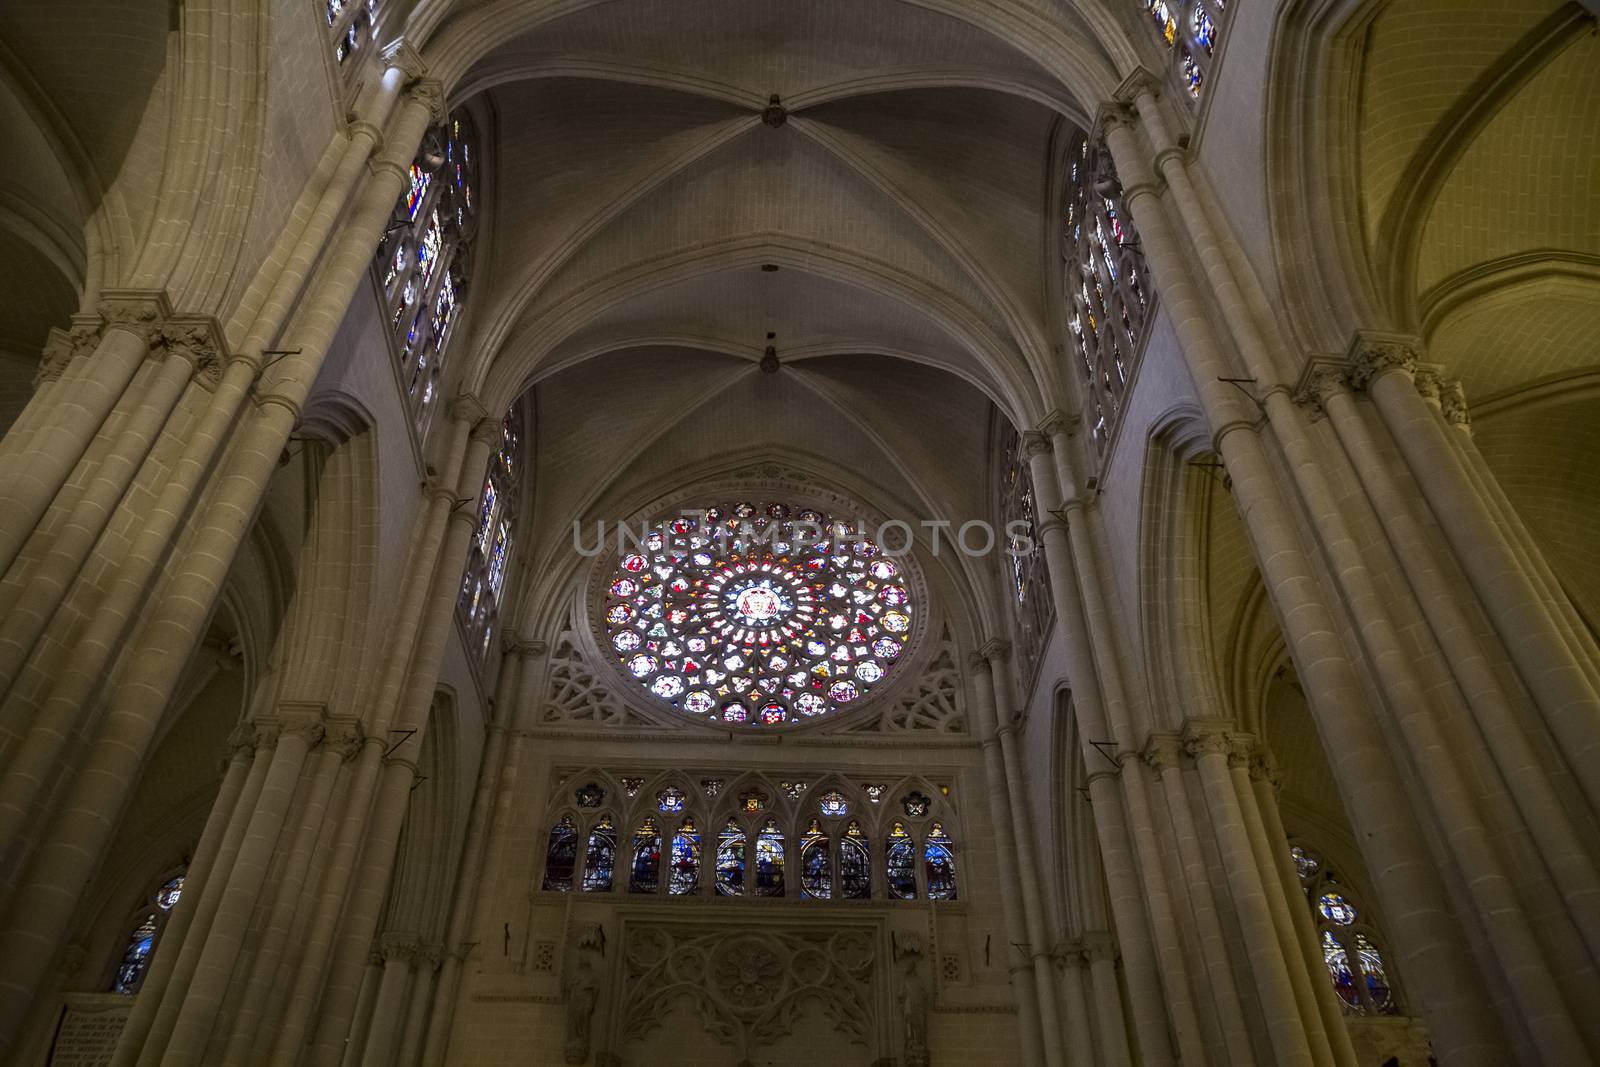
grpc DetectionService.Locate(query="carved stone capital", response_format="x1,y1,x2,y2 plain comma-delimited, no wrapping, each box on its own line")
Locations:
36,320,101,384
1037,408,1078,440
1182,725,1231,760
226,720,257,761
1439,377,1470,430
1248,747,1280,788
405,78,447,123
1292,361,1348,417
1412,365,1445,406
252,719,282,751
1019,430,1051,460
153,318,227,389
1051,941,1086,969
504,634,547,659
383,39,428,81
469,415,505,447
378,934,420,964
449,393,490,427
1090,100,1135,143
323,716,365,759
964,651,991,674
1142,733,1185,774
976,638,1010,666
1082,933,1120,965
98,289,170,342
1113,67,1165,107
1346,333,1419,391
1226,735,1254,769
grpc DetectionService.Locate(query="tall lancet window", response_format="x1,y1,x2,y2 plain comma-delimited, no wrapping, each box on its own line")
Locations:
327,0,382,71
1063,131,1154,454
374,110,479,428
1136,0,1227,98
459,403,524,662
1289,841,1402,1016
110,871,186,994
1000,429,1052,677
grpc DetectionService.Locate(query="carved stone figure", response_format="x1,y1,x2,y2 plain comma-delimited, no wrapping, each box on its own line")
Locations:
564,922,606,1065
893,930,930,1067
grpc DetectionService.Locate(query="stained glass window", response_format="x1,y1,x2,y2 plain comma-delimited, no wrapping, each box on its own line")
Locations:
111,873,185,994
537,777,957,905
600,502,916,727
459,404,525,666
581,815,616,892
1290,841,1401,1016
669,817,701,895
1000,430,1053,677
754,819,786,897
630,818,661,893
925,823,957,901
328,0,380,71
1136,0,1225,98
800,819,832,900
716,819,746,896
542,816,578,891
887,822,918,900
1062,131,1154,454
840,821,872,899
373,111,478,428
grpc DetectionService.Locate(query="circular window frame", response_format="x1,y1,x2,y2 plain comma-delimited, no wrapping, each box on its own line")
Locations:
581,479,936,733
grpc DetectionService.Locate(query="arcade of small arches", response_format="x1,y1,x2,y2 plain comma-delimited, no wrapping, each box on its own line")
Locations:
0,1,1596,1066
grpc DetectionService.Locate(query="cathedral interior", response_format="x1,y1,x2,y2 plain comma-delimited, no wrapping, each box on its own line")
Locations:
1,0,1598,1064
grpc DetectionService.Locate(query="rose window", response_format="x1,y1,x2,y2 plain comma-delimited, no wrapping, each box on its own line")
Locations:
601,502,915,726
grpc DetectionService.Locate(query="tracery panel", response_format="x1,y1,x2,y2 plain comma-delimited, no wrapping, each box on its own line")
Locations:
537,770,961,904
459,403,525,663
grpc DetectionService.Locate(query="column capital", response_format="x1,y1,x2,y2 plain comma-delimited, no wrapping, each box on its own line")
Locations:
1036,408,1078,440
35,320,101,384
226,720,257,760
1113,67,1164,107
1081,932,1120,964
404,77,447,123
503,633,546,658
1019,429,1052,460
1345,330,1420,390
449,392,490,428
1413,364,1445,405
965,650,991,674
98,288,172,343
976,638,1010,665
323,715,365,759
1050,941,1087,969
1247,746,1280,788
1090,99,1136,143
469,415,505,448
382,38,428,81
1182,722,1232,760
152,316,230,390
1141,732,1185,773
377,934,421,964
1291,357,1349,417
1439,377,1471,431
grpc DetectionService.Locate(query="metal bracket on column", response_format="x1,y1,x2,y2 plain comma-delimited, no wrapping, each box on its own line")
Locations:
260,347,303,369
1218,376,1264,412
1188,459,1231,490
449,496,474,514
1087,739,1119,767
383,727,418,757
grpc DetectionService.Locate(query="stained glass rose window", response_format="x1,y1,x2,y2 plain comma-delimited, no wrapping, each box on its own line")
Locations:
601,502,914,726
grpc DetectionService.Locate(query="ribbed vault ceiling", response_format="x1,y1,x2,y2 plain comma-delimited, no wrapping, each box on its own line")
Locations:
421,0,1127,623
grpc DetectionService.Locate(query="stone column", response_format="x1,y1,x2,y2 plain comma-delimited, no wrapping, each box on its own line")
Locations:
304,421,499,1066
1052,943,1097,1067
357,937,417,1067
0,320,223,698
1100,101,1507,1064
420,638,544,1063
1247,749,1361,1067
1082,934,1132,1067
966,653,1048,1067
1315,370,1600,964
0,291,167,573
219,719,360,1065
110,729,256,1066
395,946,439,1066
981,640,1068,1067
1025,432,1194,1066
1357,344,1600,813
161,713,324,1066
1144,735,1255,1065
0,83,443,1049
1185,727,1315,1066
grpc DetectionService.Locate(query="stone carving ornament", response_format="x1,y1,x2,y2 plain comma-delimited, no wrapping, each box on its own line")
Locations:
893,930,930,1067
619,923,876,1062
565,922,606,1065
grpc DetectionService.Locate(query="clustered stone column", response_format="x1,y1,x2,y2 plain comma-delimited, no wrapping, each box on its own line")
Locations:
1078,67,1600,1066
0,43,530,1064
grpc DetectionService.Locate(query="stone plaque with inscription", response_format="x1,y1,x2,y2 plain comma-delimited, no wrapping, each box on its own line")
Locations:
47,995,131,1067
